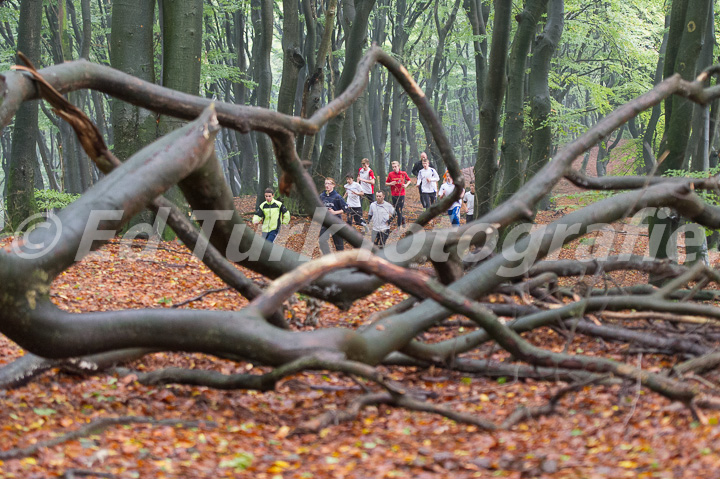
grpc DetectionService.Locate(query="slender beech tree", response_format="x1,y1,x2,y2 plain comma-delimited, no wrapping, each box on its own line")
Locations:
157,0,203,233
389,0,429,173
649,0,712,271
7,0,42,230
418,0,460,164
252,0,275,204
277,0,305,117
494,0,548,205
494,0,548,203
110,0,157,229
298,0,338,165
463,0,488,146
313,0,376,190
523,0,564,186
233,8,258,195
43,0,93,194
474,0,513,216
110,0,156,164
638,13,670,174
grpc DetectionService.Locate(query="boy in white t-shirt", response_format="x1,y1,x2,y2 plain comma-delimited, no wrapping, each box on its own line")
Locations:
368,191,395,248
463,183,475,223
416,157,439,210
438,174,464,226
344,173,366,226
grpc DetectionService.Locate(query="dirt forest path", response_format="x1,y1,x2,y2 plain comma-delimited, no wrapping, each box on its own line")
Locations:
0,156,719,478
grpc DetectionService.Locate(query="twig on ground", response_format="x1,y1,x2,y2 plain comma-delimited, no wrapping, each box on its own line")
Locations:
0,416,217,460
501,375,611,429
171,287,232,308
63,469,121,479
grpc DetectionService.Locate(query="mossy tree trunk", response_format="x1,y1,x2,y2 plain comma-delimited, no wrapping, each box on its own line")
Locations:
495,0,548,205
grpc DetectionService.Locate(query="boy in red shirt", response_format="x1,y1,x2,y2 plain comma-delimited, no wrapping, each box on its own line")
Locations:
357,158,376,206
385,161,412,227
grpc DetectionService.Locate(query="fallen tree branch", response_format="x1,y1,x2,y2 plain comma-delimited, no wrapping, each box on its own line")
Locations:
63,469,120,479
113,351,405,396
501,375,611,428
0,349,152,390
11,59,287,328
295,391,497,435
0,416,217,460
600,310,720,326
171,287,232,308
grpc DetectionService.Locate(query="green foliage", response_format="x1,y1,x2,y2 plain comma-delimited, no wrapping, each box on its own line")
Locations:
219,452,254,471
664,166,720,206
551,191,616,211
34,189,80,212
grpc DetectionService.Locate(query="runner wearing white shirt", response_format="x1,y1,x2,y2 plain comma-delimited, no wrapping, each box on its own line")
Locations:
416,158,439,209
344,173,366,226
464,184,475,222
438,175,464,226
368,191,395,248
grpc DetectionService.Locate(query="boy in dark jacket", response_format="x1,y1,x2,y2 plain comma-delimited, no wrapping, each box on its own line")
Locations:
318,178,348,254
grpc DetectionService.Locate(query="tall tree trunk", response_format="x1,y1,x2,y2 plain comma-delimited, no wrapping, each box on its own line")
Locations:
418,0,461,163
252,0,275,204
689,4,714,172
463,0,488,146
110,0,156,163
523,0,564,186
341,104,356,176
299,0,338,165
368,0,388,171
659,0,711,174
277,0,305,117
313,0,376,189
474,0,513,216
649,0,711,276
159,0,203,130
233,9,258,196
43,1,92,194
495,0,548,205
684,1,714,263
354,89,373,163
406,107,419,172
640,14,670,174
7,0,42,230
158,0,203,235
37,131,59,192
388,0,409,172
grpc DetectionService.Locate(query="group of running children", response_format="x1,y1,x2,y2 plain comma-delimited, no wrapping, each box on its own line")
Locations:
253,152,476,251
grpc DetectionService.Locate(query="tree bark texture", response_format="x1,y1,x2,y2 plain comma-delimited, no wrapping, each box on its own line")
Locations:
474,0,513,216
252,0,275,204
495,0,548,205
313,0,376,189
7,0,42,230
523,0,564,186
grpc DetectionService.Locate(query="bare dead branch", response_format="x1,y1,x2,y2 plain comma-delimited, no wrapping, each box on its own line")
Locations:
171,287,232,308
0,416,216,460
501,375,611,429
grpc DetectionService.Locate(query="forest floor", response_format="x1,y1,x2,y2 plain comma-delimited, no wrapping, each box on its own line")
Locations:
1,147,720,478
